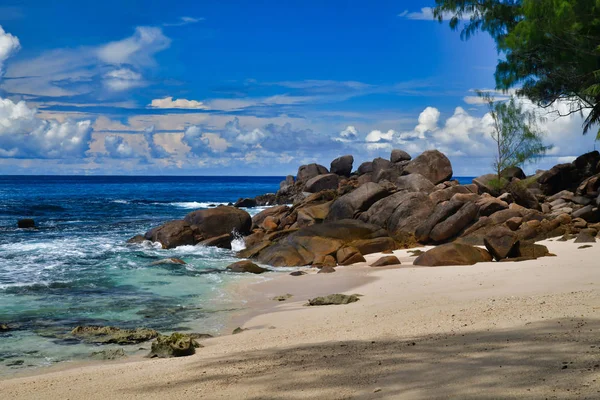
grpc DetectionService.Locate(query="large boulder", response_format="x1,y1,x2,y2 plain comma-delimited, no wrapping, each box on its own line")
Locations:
296,201,332,227
297,163,329,182
391,149,411,163
574,150,600,177
472,174,507,196
304,174,340,193
506,180,539,210
357,161,374,175
371,255,401,267
404,150,453,184
326,182,391,221
483,227,520,261
184,206,252,240
252,205,289,230
538,163,577,195
330,155,354,177
415,199,465,243
349,237,397,255
429,185,473,205
500,166,526,181
395,174,435,193
336,246,366,265
361,192,434,239
413,243,493,266
428,202,479,242
257,243,312,267
476,195,509,217
144,220,195,249
234,198,257,208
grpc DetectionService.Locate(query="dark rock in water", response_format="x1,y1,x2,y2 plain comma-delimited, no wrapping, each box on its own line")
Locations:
413,243,493,266
148,333,200,358
17,219,35,229
357,161,374,175
391,149,411,163
6,360,24,367
91,348,126,360
126,235,146,244
304,173,339,193
234,198,257,208
395,174,435,193
307,294,360,306
483,227,520,261
330,155,354,177
71,326,159,345
232,327,247,335
404,150,453,185
429,202,479,243
199,233,232,249
150,258,186,266
184,206,252,239
0,323,10,332
574,229,596,243
326,182,392,221
290,271,307,276
500,166,526,181
144,220,195,249
507,180,539,210
297,163,329,182
317,266,336,274
370,256,401,267
226,260,268,274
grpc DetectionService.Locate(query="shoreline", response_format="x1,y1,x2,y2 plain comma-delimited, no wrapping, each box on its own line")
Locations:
2,239,599,399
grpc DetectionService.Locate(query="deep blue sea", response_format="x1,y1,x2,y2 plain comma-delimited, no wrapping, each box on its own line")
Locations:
0,175,474,374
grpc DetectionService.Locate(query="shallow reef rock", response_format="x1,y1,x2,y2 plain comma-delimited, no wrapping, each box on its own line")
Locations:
71,326,159,345
226,260,268,274
306,293,361,306
148,333,201,358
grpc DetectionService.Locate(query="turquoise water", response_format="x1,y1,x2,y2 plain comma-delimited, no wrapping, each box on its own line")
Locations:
0,176,283,375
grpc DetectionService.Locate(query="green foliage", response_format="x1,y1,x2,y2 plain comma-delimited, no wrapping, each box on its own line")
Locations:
479,91,551,178
434,0,600,137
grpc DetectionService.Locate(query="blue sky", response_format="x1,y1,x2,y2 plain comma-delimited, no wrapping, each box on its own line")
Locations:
0,1,597,176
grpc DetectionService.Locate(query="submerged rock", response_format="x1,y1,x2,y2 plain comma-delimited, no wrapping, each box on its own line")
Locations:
90,348,126,360
150,258,186,266
148,333,200,358
0,323,10,332
226,260,268,274
272,294,293,301
71,326,158,345
306,294,360,306
232,327,247,335
17,219,35,229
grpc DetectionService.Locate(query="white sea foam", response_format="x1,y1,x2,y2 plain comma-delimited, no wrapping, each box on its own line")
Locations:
111,199,130,204
169,202,227,209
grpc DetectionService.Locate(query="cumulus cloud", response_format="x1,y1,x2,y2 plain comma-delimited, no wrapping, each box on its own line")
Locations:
0,97,93,158
0,25,20,75
104,135,134,158
183,125,232,154
335,125,358,142
149,96,208,109
143,125,170,158
201,132,231,152
103,68,145,91
366,129,396,143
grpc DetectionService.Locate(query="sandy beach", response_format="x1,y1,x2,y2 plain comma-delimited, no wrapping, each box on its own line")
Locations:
1,239,599,399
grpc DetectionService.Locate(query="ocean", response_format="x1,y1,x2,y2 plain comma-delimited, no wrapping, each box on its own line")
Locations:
0,175,474,374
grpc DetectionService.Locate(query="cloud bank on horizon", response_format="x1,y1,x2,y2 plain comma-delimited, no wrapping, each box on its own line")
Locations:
0,1,597,176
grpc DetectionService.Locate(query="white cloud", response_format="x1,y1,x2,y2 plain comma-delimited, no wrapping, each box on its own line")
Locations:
399,7,473,21
414,106,440,136
149,96,208,109
103,68,145,91
339,125,358,141
366,129,396,143
237,128,265,145
201,132,230,152
0,97,93,158
104,135,134,158
0,25,20,75
97,26,171,67
163,16,204,27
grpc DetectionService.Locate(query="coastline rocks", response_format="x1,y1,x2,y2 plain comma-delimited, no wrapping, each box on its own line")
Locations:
17,219,35,229
415,199,465,243
429,202,479,243
199,233,233,249
304,174,339,193
391,149,411,163
91,349,126,360
297,163,329,182
413,243,493,266
150,258,186,266
330,155,354,177
226,260,268,274
317,266,336,274
370,255,401,267
71,326,159,344
336,246,366,266
395,174,435,193
403,150,453,184
349,237,397,255
326,182,392,221
144,220,196,249
252,205,289,230
0,323,10,332
507,180,539,210
483,227,520,261
473,174,507,196
306,294,360,306
184,206,252,239
148,333,200,358
513,242,551,260
357,161,374,175
234,198,257,208
501,166,526,181
574,229,597,243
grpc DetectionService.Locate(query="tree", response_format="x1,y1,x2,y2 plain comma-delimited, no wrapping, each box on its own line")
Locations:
479,92,551,179
434,0,600,137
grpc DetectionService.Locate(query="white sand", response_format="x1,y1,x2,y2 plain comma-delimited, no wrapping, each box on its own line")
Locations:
1,239,600,399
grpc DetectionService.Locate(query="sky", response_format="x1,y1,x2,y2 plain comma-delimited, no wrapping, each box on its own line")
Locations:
0,1,598,176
